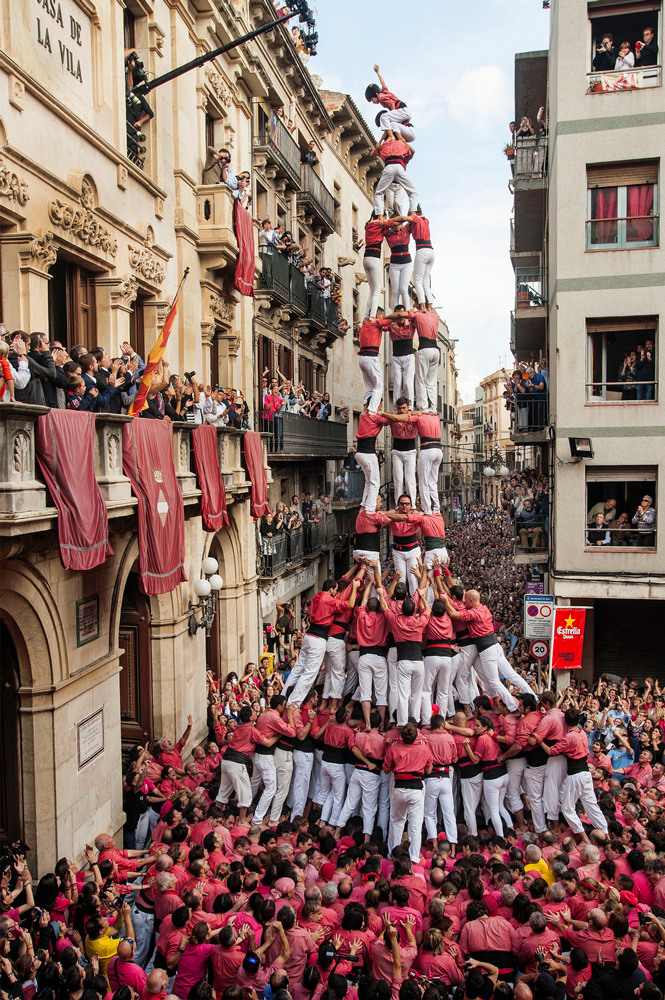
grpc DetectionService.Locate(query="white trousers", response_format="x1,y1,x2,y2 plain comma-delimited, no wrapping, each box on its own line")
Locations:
251,754,276,823
389,786,424,862
379,107,416,142
387,647,398,720
363,256,383,318
413,248,435,304
389,261,413,310
337,768,381,833
460,773,484,837
270,747,295,823
561,770,609,835
355,451,380,511
378,771,390,837
506,756,527,813
358,652,388,706
319,760,347,826
476,644,519,711
483,772,512,836
453,644,479,705
393,547,420,595
392,354,415,407
418,447,442,514
385,181,404,217
374,163,419,216
344,649,360,697
309,748,323,803
424,774,456,842
422,653,456,725
543,754,567,821
392,448,417,505
323,636,347,700
286,633,328,705
498,657,536,696
131,904,154,968
395,657,424,725
289,749,314,819
416,347,439,412
359,354,384,412
217,758,252,808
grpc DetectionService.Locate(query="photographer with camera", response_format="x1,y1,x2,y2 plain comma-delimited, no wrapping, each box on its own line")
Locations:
125,51,154,165
203,148,237,191
593,34,617,71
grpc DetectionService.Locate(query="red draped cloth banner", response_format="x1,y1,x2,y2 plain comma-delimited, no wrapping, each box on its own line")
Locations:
243,431,269,520
35,410,113,571
234,199,255,298
122,419,188,596
192,424,229,532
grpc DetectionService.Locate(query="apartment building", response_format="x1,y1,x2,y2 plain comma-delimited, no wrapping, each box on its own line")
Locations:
480,369,516,506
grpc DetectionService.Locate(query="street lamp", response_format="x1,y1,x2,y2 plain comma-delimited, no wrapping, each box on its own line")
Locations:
189,557,223,636
483,447,510,479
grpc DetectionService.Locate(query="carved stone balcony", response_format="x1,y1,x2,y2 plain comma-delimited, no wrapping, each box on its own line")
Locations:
195,184,239,271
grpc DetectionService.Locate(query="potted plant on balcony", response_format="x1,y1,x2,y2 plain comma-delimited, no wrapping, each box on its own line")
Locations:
503,141,515,160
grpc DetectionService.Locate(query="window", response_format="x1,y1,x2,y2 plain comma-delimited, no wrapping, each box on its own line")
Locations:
256,182,268,222
205,114,216,150
299,356,313,391
587,2,661,90
586,466,657,549
261,335,273,378
278,344,293,381
123,8,136,49
586,316,657,400
47,259,97,351
587,161,659,249
210,330,220,387
129,294,147,361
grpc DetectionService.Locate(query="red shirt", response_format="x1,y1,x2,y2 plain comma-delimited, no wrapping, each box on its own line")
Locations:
388,319,415,342
324,720,354,751
355,509,391,533
384,606,430,643
515,712,544,748
354,730,386,761
423,730,457,766
357,412,389,439
373,139,413,166
475,732,501,764
384,739,433,776
227,722,265,756
550,728,589,760
364,220,389,250
377,86,401,109
309,590,353,627
534,709,567,744
409,412,441,443
391,420,418,442
406,215,432,245
255,708,296,741
457,603,494,638
359,317,389,353
424,613,455,643
356,607,389,648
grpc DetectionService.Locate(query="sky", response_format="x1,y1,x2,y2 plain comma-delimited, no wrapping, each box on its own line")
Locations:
308,0,550,403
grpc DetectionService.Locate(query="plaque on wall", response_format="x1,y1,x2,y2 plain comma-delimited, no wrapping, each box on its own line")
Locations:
78,709,104,769
76,595,99,646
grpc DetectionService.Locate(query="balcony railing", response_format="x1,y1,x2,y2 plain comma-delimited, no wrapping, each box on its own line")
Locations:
514,137,548,181
260,411,349,458
441,403,454,424
304,519,323,554
514,512,548,555
325,512,337,544
586,215,659,251
586,380,658,403
587,65,662,94
253,107,302,189
512,396,549,435
286,525,304,565
585,523,656,550
515,267,548,310
257,253,338,326
333,468,365,504
298,164,335,232
260,532,287,577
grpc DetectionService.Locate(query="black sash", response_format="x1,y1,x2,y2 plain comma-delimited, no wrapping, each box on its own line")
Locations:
396,640,423,661
357,437,377,453
567,756,589,775
392,437,416,451
355,532,380,551
322,746,347,764
393,532,420,551
424,536,445,550
475,633,498,651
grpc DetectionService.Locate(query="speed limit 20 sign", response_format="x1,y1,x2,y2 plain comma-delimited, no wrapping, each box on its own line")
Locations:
529,639,549,660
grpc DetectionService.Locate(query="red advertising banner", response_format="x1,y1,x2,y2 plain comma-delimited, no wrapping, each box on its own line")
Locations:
550,607,587,670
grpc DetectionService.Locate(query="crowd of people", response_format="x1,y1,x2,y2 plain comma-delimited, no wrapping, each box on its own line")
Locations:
592,28,658,72
586,495,657,550
500,362,549,435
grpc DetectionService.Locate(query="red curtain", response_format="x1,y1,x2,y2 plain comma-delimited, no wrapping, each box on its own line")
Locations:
192,424,229,532
592,187,618,244
627,184,654,242
243,431,269,520
234,199,255,298
122,420,188,596
35,410,113,571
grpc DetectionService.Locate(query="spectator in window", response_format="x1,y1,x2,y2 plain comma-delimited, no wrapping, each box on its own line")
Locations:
301,141,319,166
593,34,617,71
258,219,279,255
636,342,655,400
632,495,656,547
611,512,637,547
318,393,332,421
203,147,236,188
615,41,635,71
515,117,535,139
618,351,639,400
516,499,544,550
587,498,617,527
343,447,359,471
636,27,658,67
586,512,611,547
334,470,348,499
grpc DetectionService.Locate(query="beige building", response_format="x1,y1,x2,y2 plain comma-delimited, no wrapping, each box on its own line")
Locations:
480,369,515,506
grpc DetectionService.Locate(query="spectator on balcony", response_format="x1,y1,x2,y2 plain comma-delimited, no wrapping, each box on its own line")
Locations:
593,34,617,71
587,498,617,527
233,171,252,210
586,512,611,547
632,495,656,547
259,219,280,255
317,393,332,421
66,374,99,411
615,41,635,71
344,446,359,471
618,351,639,400
515,117,535,140
334,470,349,499
516,499,545,550
610,512,637,547
2,334,31,402
301,141,319,167
636,342,655,400
636,28,658,67
80,351,119,412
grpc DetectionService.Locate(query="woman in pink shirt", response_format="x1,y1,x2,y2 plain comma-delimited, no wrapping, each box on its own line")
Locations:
172,921,216,999
413,929,463,986
159,766,185,798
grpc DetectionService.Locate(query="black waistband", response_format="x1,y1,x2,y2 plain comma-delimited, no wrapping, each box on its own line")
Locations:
389,243,410,254
356,755,384,773
475,633,498,651
394,532,420,550
525,747,549,768
277,739,296,752
483,761,508,779
428,766,451,778
357,437,377,453
392,436,416,451
420,435,441,447
355,532,381,551
396,640,423,660
307,623,330,639
384,157,406,166
392,338,414,357
425,643,455,656
328,627,347,640
567,756,589,774
224,748,252,766
322,746,347,764
424,536,445,550
415,239,433,249
364,248,382,259
418,337,438,349
134,899,154,914
359,346,380,356
254,744,275,756
457,757,483,778
457,634,474,646
360,645,388,657
391,252,412,264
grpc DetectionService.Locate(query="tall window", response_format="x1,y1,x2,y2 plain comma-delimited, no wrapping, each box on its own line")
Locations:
586,467,657,549
48,259,97,351
261,335,273,378
130,295,146,361
278,344,293,381
334,183,341,234
123,8,136,49
587,160,658,249
586,316,657,401
205,114,216,151
299,356,313,391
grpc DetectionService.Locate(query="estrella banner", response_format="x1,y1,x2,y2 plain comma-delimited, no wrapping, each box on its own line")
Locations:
128,269,189,416
550,607,587,670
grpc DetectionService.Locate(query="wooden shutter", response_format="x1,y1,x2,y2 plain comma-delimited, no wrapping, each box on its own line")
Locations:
586,316,658,332
587,160,659,188
588,1,661,16
586,466,657,482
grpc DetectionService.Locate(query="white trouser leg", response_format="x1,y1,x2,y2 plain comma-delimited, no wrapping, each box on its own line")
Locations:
415,346,440,411
392,448,417,506
483,772,510,836
309,748,323,803
506,757,527,814
378,771,390,837
385,181,403,217
460,774,484,836
290,750,314,819
395,658,424,726
390,786,424,862
323,636,347,700
424,774,456,842
561,770,609,834
379,107,416,143
217,759,252,808
320,761,347,826
476,644,519,711
453,644,479,706
287,634,328,705
355,451,380,511
252,755,277,823
497,652,536,695
362,258,384,319
412,248,435,304
421,655,439,727
358,354,384,412
358,770,381,835
131,906,154,968
336,770,363,828
269,748,294,823
387,647,398,720
389,261,413,310
358,653,388,706
374,163,403,215
417,447,442,514
352,551,381,578
344,649,360,697
423,653,455,725
392,353,415,407
393,548,420,595
543,755,567,821
443,653,459,717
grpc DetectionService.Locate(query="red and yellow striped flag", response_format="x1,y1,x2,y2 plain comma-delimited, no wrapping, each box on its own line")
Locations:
128,269,189,416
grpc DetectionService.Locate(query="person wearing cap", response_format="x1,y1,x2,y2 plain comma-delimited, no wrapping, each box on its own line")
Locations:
632,495,656,547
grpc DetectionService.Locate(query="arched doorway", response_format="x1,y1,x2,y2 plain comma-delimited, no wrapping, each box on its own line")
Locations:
118,572,153,753
0,621,22,845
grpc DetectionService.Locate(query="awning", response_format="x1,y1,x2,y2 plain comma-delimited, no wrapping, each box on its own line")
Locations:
192,424,229,532
243,431,269,519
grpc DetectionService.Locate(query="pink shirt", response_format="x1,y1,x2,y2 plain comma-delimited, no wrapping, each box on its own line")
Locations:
371,938,417,982
107,958,147,993
172,942,216,998
263,926,317,982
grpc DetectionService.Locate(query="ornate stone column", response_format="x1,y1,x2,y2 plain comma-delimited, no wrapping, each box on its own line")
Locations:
94,276,139,357
0,232,57,333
